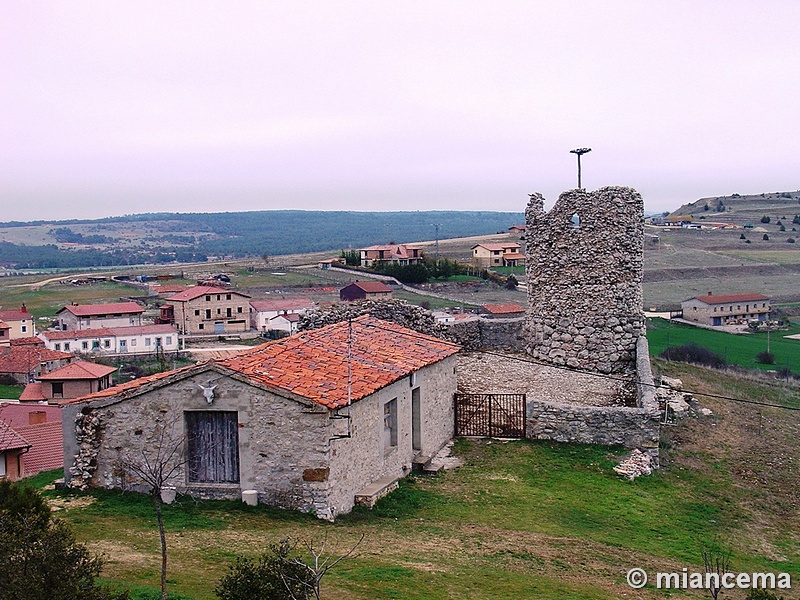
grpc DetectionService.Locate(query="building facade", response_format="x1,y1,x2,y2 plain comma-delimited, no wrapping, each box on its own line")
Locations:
471,243,524,268
57,302,144,330
249,298,314,332
0,306,36,339
165,286,251,335
681,292,771,326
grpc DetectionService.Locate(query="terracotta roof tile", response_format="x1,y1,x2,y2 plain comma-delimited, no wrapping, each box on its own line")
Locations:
58,302,144,317
0,346,73,375
58,366,194,405
482,303,526,314
250,298,314,312
0,402,61,428
342,281,392,294
0,421,30,451
10,336,45,346
0,308,32,322
19,383,46,401
691,292,770,305
38,360,117,380
166,286,251,302
217,315,459,409
15,421,63,474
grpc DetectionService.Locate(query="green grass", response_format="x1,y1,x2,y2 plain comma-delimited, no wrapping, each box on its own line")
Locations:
647,317,800,375
0,384,24,399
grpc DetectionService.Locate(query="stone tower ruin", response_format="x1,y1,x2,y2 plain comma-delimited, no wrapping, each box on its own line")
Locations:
524,186,645,375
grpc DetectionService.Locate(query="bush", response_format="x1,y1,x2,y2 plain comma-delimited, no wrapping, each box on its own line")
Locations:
763,233,770,241
740,233,747,240
788,238,796,244
215,539,312,600
746,589,784,600
660,344,726,368
756,351,775,365
0,480,127,600
760,215,771,223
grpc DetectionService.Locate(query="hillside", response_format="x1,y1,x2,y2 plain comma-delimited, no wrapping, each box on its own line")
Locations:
671,190,800,227
0,210,523,269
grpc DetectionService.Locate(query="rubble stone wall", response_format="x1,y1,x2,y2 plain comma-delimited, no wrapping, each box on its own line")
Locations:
446,318,525,351
525,336,660,461
524,187,645,375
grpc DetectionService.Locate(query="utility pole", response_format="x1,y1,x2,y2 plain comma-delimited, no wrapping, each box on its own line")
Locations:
570,147,592,189
432,223,441,259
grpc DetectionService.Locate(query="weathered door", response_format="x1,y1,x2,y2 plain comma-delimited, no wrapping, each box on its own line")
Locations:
454,394,526,438
186,411,240,483
411,387,422,452
214,321,225,334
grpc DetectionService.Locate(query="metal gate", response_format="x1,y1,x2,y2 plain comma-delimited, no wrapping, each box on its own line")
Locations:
454,393,526,438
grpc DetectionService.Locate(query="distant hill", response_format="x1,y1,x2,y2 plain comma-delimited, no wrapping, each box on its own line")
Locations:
671,190,800,226
0,210,523,269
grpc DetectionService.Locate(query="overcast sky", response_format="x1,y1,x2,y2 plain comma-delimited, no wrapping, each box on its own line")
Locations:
2,1,799,222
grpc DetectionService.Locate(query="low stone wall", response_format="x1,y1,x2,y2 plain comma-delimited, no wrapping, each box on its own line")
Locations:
447,317,525,351
525,336,660,460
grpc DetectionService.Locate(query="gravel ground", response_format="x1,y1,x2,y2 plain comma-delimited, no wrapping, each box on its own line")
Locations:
457,351,635,407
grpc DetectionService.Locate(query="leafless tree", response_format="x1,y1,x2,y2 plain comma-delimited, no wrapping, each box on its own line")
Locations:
702,540,733,600
280,533,365,600
118,415,188,600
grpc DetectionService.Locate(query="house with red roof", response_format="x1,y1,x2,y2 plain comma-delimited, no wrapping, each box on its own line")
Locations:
249,298,314,332
471,242,524,268
339,281,393,302
0,305,35,339
480,303,526,318
359,244,424,267
60,316,460,520
37,360,117,402
57,302,145,331
680,292,771,326
0,402,62,479
39,324,179,356
164,286,251,335
0,420,30,480
0,345,73,385
0,321,10,348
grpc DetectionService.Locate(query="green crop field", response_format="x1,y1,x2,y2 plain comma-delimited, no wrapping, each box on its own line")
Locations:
647,318,800,378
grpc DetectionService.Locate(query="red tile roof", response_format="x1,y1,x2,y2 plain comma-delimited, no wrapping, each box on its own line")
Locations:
38,360,117,381
691,292,770,305
40,324,178,341
503,252,525,260
15,421,63,474
343,281,393,294
250,298,314,312
0,346,73,375
10,336,45,346
0,308,32,322
65,317,460,410
19,383,46,401
482,303,526,315
0,402,61,428
216,316,460,409
58,302,144,317
472,243,520,251
0,320,9,330
0,421,30,452
166,286,251,302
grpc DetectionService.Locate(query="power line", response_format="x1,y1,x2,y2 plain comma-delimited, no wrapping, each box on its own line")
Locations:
355,319,800,412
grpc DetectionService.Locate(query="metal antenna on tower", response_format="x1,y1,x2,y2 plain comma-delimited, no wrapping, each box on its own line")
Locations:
432,223,441,259
569,147,592,189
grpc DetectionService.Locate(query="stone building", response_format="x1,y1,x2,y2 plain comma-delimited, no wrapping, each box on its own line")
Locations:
164,286,251,335
61,316,460,520
524,187,645,375
681,292,770,326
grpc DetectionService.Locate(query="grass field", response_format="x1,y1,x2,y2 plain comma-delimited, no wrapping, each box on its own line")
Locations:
0,384,23,399
646,318,800,378
31,360,799,599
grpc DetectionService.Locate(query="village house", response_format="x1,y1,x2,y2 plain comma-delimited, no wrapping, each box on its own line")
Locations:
37,361,117,402
0,345,73,385
359,244,424,268
0,421,29,480
164,286,251,335
480,303,526,318
471,242,525,268
0,305,36,339
0,402,62,479
57,302,145,330
680,292,771,326
339,281,393,302
508,225,526,235
39,324,179,356
61,316,460,520
249,298,314,332
0,322,10,347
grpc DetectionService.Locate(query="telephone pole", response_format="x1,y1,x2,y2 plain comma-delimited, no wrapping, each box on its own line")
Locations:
570,147,591,189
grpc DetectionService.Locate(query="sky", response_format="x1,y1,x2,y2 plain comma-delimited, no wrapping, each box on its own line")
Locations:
2,1,800,222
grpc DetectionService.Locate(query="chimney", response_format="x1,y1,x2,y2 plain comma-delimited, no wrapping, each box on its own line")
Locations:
28,410,46,425
707,291,713,296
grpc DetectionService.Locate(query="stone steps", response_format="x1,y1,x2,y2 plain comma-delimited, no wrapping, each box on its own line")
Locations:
354,475,399,508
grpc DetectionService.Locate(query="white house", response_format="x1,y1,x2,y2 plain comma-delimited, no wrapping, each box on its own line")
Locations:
249,298,314,332
60,316,460,520
57,302,144,330
39,324,179,355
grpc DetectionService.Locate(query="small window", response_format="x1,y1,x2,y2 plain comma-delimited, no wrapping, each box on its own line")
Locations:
64,342,70,351
226,294,231,300
131,339,137,346
104,340,111,348
216,295,221,301
198,324,204,330
226,308,232,317
194,309,200,316
21,325,27,333
205,295,211,301
54,343,61,351
52,382,64,398
383,398,398,450
82,341,89,350
145,338,151,346
237,307,243,313
166,336,172,345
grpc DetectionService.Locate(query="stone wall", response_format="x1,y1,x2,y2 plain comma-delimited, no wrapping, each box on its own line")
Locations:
524,187,645,375
525,336,660,461
446,317,525,351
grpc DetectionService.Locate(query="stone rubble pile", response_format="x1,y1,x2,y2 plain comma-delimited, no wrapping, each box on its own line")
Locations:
69,410,102,490
613,449,655,480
